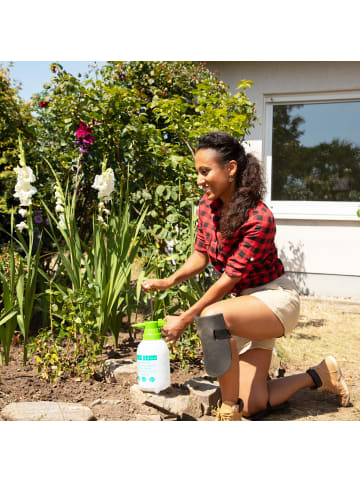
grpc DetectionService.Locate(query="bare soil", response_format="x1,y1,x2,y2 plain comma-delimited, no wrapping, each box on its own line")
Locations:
0,297,359,421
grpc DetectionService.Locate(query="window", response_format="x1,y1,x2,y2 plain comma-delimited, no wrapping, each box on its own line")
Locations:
264,92,360,220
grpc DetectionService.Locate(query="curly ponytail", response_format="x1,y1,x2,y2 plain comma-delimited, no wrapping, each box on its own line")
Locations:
196,132,266,239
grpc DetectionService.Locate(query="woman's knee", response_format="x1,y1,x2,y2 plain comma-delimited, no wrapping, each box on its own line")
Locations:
199,304,223,318
239,349,272,417
199,304,237,334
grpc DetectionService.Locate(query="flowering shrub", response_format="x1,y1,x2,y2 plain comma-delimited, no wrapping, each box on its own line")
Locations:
29,61,256,259
0,64,35,217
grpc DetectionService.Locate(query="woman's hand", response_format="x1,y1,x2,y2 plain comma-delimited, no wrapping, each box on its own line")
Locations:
141,278,172,293
162,315,192,344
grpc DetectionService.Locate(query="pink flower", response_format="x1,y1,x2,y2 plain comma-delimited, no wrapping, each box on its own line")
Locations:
75,121,95,153
76,121,93,138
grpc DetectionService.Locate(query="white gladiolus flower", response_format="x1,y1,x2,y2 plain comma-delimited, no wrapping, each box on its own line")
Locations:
14,181,37,205
14,187,37,206
18,208,28,217
16,221,28,232
53,184,66,230
58,213,66,229
97,215,108,227
92,168,115,202
14,166,36,184
13,166,37,207
55,203,64,213
103,208,110,215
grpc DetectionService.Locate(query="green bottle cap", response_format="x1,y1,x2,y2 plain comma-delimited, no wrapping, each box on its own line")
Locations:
133,319,167,340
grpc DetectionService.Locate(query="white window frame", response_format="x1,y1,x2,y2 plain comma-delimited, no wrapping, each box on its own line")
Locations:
264,91,360,221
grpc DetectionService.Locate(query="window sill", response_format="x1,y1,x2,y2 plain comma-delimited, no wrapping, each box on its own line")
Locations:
267,201,360,222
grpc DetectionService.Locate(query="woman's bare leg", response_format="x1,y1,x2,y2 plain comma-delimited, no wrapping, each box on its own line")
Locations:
201,295,283,406
218,339,240,402
267,373,315,407
238,348,315,417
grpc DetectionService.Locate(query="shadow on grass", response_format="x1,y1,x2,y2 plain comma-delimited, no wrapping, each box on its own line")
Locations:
264,389,350,421
296,319,327,328
292,333,321,341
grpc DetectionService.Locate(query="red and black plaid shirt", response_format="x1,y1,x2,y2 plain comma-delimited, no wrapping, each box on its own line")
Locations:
194,195,284,294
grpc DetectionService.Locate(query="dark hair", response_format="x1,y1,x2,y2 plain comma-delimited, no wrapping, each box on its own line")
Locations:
196,131,265,238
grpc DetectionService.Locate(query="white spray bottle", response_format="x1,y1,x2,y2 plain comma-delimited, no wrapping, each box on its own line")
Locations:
133,320,170,394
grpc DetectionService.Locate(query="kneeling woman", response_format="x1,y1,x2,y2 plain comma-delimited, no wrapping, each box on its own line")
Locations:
142,131,350,421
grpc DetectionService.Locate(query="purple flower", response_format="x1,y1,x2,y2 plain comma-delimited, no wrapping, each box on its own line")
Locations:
34,215,43,224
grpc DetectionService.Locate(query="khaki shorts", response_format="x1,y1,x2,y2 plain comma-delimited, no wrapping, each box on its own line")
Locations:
233,274,300,354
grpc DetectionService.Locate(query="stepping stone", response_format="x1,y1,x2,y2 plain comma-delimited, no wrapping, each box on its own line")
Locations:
130,377,221,418
1,402,95,421
130,383,204,419
103,359,138,383
183,377,221,415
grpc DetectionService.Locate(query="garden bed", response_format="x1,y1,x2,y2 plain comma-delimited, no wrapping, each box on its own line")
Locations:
0,331,204,421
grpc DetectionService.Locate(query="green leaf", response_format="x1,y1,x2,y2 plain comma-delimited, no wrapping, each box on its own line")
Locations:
166,214,179,224
156,185,166,197
0,309,18,327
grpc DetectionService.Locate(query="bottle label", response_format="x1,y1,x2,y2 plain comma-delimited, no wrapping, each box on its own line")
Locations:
137,354,159,383
137,355,157,361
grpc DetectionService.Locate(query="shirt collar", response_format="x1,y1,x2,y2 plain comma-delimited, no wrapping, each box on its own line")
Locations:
210,198,222,214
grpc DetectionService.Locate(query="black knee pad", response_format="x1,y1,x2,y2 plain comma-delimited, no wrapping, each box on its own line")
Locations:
194,313,232,377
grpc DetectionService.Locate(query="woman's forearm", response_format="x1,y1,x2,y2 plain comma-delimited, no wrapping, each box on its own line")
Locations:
167,250,209,287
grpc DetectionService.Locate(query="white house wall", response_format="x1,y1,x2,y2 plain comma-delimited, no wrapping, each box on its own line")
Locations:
207,61,360,297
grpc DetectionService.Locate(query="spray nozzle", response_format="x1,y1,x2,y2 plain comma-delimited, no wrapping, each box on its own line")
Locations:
133,319,167,340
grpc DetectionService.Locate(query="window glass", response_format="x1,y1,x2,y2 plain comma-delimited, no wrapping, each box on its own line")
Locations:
272,102,360,201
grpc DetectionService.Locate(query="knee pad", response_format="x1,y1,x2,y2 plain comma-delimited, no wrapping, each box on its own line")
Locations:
194,313,232,377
